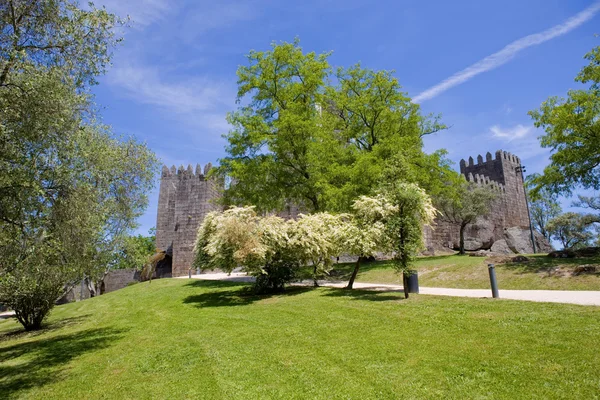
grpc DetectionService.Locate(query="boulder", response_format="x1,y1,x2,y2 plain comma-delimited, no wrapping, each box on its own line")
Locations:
469,249,490,257
463,238,483,251
463,217,496,249
490,239,514,254
504,227,553,254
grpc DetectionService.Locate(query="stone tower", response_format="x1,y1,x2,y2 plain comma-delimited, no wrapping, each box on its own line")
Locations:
155,164,220,277
426,149,536,252
459,150,530,228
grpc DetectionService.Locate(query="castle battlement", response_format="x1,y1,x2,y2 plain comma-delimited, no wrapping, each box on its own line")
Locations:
465,172,505,192
161,163,213,179
460,150,521,171
456,149,529,229
156,163,221,277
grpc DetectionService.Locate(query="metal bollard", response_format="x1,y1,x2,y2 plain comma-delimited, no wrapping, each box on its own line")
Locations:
488,264,499,298
188,269,192,279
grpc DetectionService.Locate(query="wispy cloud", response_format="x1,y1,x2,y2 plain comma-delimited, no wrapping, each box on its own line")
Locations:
109,64,231,114
92,0,174,28
107,63,235,141
490,124,532,141
413,1,600,103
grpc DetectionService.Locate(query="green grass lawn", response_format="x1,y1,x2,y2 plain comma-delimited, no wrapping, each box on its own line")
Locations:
1,279,600,399
325,254,600,290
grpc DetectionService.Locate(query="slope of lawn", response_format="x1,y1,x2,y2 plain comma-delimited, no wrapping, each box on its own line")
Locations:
1,278,600,399
326,254,600,290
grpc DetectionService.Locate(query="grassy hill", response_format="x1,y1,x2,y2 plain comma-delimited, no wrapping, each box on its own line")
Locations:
325,254,600,290
1,278,600,399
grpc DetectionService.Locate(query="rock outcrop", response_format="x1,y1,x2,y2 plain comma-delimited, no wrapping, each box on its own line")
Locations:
503,227,553,254
490,239,513,254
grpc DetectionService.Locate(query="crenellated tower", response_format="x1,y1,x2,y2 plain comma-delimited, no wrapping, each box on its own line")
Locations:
459,150,530,228
155,163,221,277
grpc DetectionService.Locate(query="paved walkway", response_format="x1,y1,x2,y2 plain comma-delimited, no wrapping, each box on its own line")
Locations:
180,272,600,306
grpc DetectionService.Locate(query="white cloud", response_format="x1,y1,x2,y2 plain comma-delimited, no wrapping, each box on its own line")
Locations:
92,0,173,28
413,1,600,103
107,63,235,141
490,124,532,141
109,64,231,114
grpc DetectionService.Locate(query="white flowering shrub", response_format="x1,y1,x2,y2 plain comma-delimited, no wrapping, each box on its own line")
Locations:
193,184,436,291
290,213,349,285
344,183,437,288
193,207,297,292
375,182,437,272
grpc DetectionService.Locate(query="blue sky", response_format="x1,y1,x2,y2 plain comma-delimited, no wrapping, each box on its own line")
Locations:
91,0,600,235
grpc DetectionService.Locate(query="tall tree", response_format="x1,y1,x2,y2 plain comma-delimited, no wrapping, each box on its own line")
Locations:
547,212,594,250
525,174,562,240
436,181,498,255
317,65,446,211
217,40,450,214
528,46,600,196
218,39,330,212
0,1,157,330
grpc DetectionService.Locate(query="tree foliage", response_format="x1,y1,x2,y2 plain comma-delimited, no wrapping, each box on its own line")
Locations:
193,207,352,292
0,1,157,330
343,183,436,289
547,212,595,250
217,39,449,214
525,174,562,240
114,229,157,271
529,46,600,196
436,181,498,254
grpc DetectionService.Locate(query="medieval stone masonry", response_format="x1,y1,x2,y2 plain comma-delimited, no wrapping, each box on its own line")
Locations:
156,150,549,277
427,150,551,254
155,164,220,277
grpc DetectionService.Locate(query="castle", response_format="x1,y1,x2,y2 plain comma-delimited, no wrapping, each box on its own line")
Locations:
155,164,220,277
424,150,538,254
155,150,544,277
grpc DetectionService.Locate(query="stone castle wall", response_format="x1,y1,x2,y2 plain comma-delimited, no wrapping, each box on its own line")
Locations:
156,150,537,275
428,150,531,251
156,164,221,277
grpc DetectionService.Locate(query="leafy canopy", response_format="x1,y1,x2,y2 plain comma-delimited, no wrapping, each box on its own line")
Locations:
529,46,600,196
0,0,157,329
217,39,449,213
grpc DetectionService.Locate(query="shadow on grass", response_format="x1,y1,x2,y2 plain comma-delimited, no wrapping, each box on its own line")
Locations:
500,256,600,277
183,281,313,308
0,314,93,341
0,327,126,399
327,260,391,280
321,287,406,302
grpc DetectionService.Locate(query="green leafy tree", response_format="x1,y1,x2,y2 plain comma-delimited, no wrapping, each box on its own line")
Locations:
436,181,498,255
345,183,437,289
547,212,594,250
217,39,330,212
0,1,157,330
526,174,562,240
217,39,450,214
318,65,446,211
116,230,157,271
529,46,600,196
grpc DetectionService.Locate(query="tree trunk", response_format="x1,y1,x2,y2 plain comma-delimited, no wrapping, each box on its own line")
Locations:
85,277,97,298
312,264,319,287
346,257,361,289
459,223,467,255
